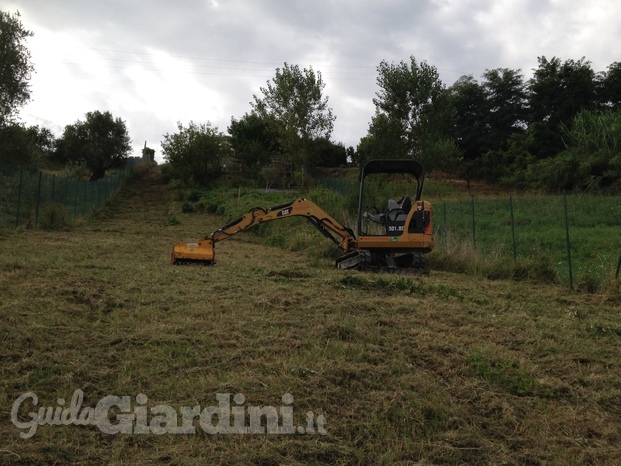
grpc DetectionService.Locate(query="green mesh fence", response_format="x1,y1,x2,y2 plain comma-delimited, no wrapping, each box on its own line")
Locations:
0,159,142,229
433,194,621,287
319,176,621,287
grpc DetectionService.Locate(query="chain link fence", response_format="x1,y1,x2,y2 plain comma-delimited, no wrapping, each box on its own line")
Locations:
0,159,142,229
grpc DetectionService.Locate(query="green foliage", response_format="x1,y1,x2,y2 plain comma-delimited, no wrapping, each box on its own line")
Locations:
371,56,453,170
61,160,90,179
448,75,489,163
357,113,407,161
258,164,278,189
339,274,463,301
528,56,598,159
512,255,559,284
251,63,335,170
0,10,34,125
57,110,132,181
533,109,621,190
481,68,528,151
0,123,54,167
166,213,181,225
228,112,280,173
311,138,347,168
161,121,226,186
600,61,621,109
444,57,621,189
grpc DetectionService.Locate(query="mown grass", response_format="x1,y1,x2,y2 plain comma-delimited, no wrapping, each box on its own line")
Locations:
2,167,621,465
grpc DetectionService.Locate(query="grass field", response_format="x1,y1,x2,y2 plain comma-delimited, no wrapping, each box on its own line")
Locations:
2,167,621,465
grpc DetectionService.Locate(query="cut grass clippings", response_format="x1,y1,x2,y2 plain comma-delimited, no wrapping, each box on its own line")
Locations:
1,167,621,465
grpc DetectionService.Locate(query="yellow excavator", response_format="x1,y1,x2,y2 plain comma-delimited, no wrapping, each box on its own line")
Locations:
171,159,434,272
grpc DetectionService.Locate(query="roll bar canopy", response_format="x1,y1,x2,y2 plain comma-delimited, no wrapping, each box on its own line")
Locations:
357,159,426,236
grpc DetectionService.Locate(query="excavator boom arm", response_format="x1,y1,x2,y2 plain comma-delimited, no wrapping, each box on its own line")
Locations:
171,198,356,265
210,198,356,250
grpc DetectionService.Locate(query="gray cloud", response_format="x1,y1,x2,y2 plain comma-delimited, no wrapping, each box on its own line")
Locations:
5,0,621,159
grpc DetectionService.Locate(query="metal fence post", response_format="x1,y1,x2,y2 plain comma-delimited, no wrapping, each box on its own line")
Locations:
74,179,81,218
563,190,573,289
83,181,88,215
50,174,56,203
509,196,517,261
35,171,42,227
62,176,69,205
471,196,476,247
443,201,447,229
15,167,23,227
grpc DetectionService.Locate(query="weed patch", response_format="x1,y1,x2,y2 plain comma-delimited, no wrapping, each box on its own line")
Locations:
40,202,72,230
468,350,559,398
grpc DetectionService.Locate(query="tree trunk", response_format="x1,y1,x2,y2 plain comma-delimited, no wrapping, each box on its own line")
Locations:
89,167,106,181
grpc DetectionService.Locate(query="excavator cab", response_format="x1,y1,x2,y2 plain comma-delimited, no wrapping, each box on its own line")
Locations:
335,159,434,271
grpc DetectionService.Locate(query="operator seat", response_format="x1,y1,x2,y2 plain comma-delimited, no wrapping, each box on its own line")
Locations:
385,196,413,235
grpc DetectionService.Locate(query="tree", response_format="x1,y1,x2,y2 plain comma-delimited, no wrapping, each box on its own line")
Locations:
228,112,280,172
448,75,489,162
538,109,621,191
528,56,598,159
371,56,454,170
0,10,34,125
251,63,335,170
481,68,528,151
467,69,529,184
0,123,54,166
311,138,347,168
599,61,621,110
58,110,132,181
357,113,407,162
161,121,226,186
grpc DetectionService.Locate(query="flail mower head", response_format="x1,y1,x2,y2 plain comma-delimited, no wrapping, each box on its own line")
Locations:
171,239,215,265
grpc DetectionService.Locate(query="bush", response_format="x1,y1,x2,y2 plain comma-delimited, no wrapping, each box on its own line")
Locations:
181,201,195,213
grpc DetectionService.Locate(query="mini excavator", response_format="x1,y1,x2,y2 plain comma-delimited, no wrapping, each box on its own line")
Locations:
171,159,434,272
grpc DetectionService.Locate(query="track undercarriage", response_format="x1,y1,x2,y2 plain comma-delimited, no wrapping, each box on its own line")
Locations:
336,250,429,275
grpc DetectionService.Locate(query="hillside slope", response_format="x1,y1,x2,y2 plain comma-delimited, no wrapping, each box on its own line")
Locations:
1,167,620,465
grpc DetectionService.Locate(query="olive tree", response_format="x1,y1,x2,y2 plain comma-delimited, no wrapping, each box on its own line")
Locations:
59,110,132,181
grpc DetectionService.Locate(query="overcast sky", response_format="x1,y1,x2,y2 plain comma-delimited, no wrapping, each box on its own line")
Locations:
5,0,619,161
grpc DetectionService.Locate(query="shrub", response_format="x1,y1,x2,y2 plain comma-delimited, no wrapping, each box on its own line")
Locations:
181,201,195,213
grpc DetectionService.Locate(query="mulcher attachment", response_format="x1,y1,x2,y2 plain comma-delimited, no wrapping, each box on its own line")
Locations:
171,240,215,265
